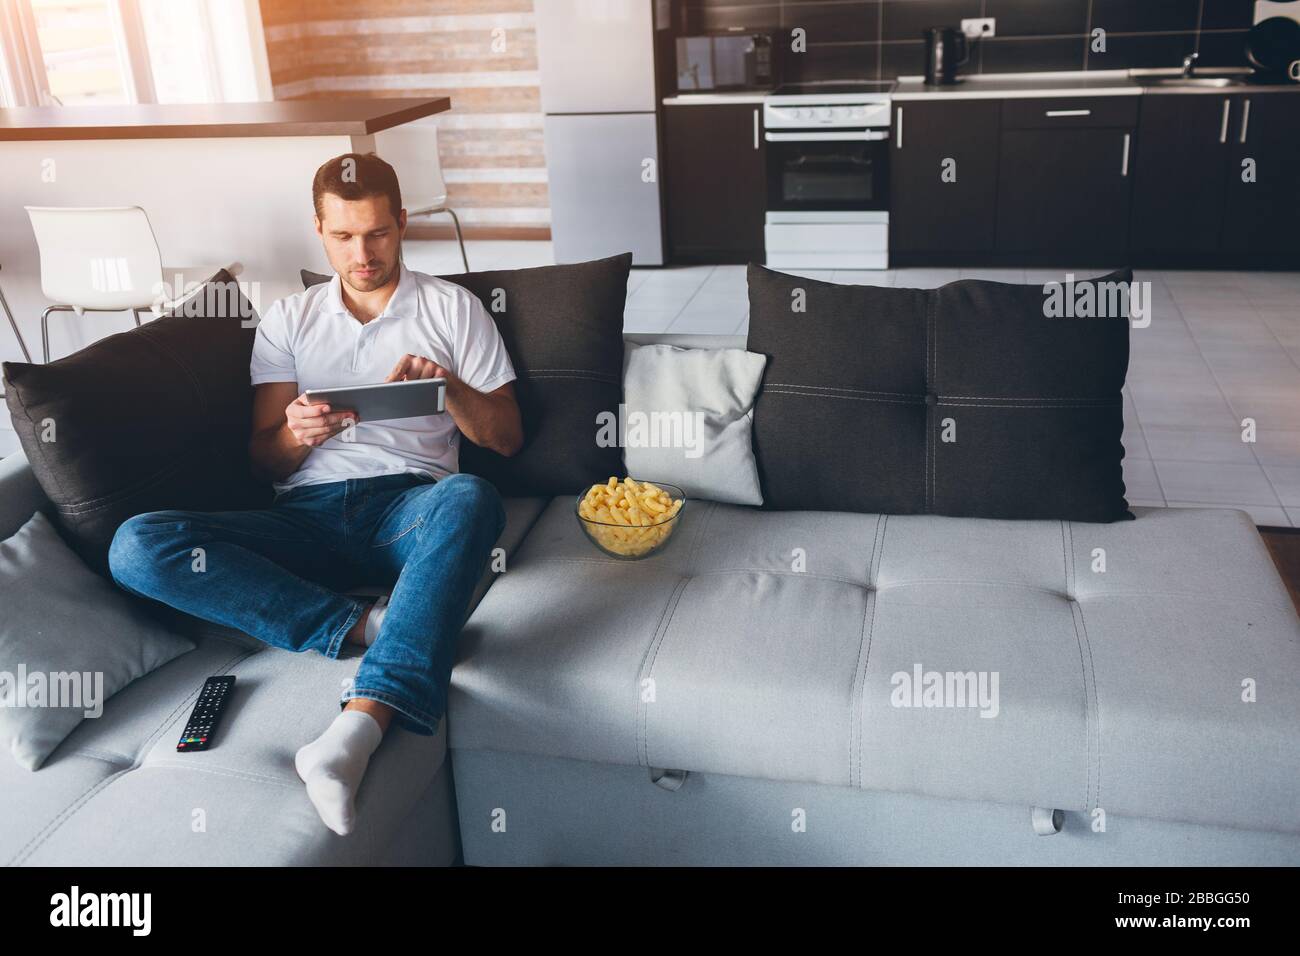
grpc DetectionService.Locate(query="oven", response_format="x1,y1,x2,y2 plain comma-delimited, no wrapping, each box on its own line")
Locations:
763,87,894,269
764,128,890,212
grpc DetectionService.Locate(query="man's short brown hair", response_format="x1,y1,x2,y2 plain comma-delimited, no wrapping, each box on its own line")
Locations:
312,152,403,222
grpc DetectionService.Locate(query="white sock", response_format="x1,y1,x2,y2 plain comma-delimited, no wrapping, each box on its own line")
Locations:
363,595,390,647
294,709,383,835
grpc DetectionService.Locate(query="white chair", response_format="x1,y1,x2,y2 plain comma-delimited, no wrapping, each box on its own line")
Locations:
386,125,469,272
25,206,241,363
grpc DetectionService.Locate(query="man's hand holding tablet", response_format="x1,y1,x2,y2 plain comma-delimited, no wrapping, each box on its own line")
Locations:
302,353,450,427
285,392,359,447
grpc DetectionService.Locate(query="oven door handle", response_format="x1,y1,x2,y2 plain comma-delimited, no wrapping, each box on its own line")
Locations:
764,130,890,142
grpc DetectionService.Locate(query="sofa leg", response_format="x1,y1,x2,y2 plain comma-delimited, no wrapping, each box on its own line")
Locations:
1031,806,1064,835
649,767,688,792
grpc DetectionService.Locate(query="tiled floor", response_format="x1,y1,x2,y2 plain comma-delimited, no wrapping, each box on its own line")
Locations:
6,238,1300,527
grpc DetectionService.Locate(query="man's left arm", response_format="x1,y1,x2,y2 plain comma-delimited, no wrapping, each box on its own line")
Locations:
385,353,523,457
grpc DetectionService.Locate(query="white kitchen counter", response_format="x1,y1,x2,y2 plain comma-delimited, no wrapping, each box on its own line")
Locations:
893,69,1300,99
893,72,1142,101
663,92,771,105
663,71,1300,106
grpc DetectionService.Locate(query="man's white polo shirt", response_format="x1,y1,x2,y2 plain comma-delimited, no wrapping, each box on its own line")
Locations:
249,263,516,493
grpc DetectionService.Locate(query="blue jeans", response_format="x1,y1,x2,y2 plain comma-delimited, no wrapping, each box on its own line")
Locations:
107,471,506,736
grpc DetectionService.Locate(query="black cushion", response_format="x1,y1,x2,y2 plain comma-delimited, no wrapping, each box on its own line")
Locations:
745,264,1133,522
304,255,631,496
2,273,272,576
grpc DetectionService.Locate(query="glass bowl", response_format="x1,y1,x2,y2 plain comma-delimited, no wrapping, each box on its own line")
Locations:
574,479,687,560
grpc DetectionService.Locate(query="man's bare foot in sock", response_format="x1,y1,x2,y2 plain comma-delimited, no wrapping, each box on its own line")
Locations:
294,701,394,835
302,596,395,834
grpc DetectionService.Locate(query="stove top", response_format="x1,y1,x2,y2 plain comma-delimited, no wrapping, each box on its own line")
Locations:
764,79,895,128
770,80,897,98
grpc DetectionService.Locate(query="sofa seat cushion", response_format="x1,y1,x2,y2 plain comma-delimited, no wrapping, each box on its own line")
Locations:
2,494,548,865
0,627,431,865
449,501,1300,834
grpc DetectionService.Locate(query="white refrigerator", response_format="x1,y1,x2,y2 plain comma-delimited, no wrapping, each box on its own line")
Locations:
535,0,665,265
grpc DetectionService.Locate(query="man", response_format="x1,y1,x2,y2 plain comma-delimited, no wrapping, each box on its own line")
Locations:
108,152,523,835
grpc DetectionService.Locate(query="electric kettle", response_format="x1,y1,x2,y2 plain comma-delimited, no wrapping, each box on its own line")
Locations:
923,26,969,85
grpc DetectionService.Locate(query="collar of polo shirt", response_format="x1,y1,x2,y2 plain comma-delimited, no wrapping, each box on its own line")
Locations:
323,261,420,325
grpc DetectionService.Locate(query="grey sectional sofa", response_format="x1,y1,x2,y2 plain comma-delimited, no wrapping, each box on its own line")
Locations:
3,333,1299,867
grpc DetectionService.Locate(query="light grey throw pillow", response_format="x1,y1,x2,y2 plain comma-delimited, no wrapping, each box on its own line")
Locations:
622,344,767,506
0,510,195,770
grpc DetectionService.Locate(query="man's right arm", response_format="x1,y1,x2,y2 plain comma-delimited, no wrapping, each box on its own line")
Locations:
247,382,357,484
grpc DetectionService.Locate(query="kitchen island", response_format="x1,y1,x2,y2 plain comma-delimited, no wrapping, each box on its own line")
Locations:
0,98,449,365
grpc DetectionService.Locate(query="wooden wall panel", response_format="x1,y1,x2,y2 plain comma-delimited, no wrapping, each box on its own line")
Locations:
259,0,548,233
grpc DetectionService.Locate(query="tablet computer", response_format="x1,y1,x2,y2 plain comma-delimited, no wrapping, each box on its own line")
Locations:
304,378,446,422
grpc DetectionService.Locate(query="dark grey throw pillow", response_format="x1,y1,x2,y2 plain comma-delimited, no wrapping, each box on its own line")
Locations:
746,264,1133,522
304,255,631,497
2,273,272,576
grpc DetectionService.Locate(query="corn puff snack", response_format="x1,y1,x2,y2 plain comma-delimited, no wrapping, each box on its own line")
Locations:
577,477,684,557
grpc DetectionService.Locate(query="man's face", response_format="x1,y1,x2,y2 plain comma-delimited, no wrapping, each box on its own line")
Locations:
314,192,407,293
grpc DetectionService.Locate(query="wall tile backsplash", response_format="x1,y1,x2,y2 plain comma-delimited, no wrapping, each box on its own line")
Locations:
683,0,1258,82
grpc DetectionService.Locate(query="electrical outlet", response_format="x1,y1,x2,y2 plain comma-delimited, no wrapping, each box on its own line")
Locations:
961,17,996,38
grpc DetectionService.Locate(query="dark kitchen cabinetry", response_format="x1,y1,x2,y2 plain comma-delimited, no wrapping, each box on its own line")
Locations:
995,98,1138,258
1132,92,1300,260
890,100,1001,254
664,102,766,263
1221,93,1300,256
1129,95,1235,255
996,129,1135,256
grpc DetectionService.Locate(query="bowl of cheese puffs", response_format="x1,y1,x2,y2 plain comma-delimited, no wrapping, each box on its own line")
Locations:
575,477,686,559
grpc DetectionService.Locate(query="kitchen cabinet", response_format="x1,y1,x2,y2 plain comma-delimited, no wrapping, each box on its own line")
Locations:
996,98,1137,257
1132,91,1300,260
996,127,1135,256
664,102,766,263
1129,94,1235,255
890,100,1001,254
1222,92,1300,256
660,87,1299,267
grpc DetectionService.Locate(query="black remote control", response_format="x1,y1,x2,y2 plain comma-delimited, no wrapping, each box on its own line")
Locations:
177,676,235,752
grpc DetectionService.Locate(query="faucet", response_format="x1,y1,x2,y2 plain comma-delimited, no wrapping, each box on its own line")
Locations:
1181,52,1199,77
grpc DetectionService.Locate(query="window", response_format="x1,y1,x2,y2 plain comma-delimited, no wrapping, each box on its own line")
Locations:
31,0,128,105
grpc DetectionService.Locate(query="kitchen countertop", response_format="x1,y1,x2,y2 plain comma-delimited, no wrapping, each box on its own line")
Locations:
0,98,450,141
662,92,770,105
892,72,1141,100
895,70,1300,99
663,70,1300,105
